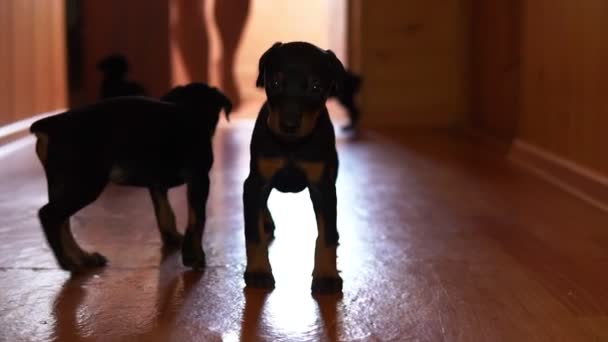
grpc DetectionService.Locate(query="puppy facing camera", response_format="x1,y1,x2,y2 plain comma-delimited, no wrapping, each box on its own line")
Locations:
243,41,345,294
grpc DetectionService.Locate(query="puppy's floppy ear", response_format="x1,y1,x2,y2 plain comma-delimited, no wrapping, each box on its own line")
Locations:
256,42,282,88
325,49,346,97
216,89,233,121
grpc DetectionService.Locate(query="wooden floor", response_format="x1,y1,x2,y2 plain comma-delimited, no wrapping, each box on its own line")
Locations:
1,108,608,341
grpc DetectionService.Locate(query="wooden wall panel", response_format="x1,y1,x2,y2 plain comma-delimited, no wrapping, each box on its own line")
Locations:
520,0,608,175
327,0,347,65
347,0,362,74
352,0,471,126
0,0,67,126
470,0,521,143
0,0,15,126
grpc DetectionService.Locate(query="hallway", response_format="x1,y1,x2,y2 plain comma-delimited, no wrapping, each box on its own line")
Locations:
1,115,608,341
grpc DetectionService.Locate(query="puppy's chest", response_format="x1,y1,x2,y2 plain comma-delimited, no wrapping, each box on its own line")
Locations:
257,155,326,192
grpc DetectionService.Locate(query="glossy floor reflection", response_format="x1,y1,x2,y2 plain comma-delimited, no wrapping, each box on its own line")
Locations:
1,111,608,341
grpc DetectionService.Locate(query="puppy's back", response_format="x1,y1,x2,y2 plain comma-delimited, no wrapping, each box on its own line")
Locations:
30,97,176,137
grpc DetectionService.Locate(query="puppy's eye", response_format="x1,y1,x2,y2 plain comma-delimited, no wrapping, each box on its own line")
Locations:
270,79,281,89
311,81,322,93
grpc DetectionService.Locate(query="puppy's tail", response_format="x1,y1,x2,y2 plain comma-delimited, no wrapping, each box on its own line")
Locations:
30,117,56,166
30,110,69,136
29,116,53,134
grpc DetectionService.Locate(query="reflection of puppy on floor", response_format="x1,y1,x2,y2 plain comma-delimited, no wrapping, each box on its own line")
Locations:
242,41,346,294
30,83,231,272
96,54,148,99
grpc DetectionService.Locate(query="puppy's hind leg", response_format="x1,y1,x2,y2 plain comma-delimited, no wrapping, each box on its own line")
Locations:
40,171,108,272
181,175,210,270
149,187,182,248
34,133,50,166
59,219,108,268
34,134,77,269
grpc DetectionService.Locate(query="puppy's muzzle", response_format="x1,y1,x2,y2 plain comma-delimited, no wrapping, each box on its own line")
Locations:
278,106,302,134
279,118,300,134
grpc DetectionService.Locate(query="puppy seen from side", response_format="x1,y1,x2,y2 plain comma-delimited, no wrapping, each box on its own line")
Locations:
30,82,231,272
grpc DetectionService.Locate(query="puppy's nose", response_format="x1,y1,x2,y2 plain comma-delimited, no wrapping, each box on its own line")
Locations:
280,120,299,134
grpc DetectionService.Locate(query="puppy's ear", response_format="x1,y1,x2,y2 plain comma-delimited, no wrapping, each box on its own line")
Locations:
256,42,282,88
97,54,128,75
217,90,233,121
325,49,346,97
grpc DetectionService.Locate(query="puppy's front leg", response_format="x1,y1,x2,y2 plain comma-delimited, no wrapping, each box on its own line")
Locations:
309,181,342,294
149,187,182,248
243,175,275,289
181,175,210,270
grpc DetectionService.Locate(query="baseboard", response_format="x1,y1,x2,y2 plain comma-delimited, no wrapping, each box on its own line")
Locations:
0,110,64,159
0,110,63,147
509,139,608,213
463,126,513,155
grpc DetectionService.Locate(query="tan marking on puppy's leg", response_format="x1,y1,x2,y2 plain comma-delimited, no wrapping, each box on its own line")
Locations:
257,157,286,180
297,161,325,184
181,177,209,270
150,188,181,245
61,219,106,266
184,187,206,259
263,206,275,235
187,206,203,248
312,214,339,278
158,200,178,237
245,209,273,273
59,219,83,263
34,133,49,166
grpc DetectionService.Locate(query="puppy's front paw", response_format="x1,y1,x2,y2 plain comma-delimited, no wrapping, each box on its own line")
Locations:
311,276,343,295
182,246,206,270
244,271,275,289
57,258,83,273
82,252,108,268
58,252,107,273
182,230,205,270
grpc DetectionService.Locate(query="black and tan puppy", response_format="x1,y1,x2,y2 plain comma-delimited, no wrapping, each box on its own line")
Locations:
30,83,231,272
243,42,346,294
